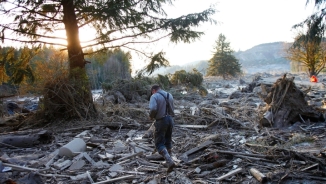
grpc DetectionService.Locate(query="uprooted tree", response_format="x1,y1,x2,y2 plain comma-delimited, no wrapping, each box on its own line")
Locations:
259,74,324,128
0,0,216,120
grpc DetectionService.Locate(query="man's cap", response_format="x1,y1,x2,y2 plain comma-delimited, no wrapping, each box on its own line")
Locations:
151,84,160,91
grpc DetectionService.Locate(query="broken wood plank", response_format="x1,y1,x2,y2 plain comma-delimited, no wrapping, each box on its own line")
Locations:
2,162,38,172
117,151,143,161
250,168,267,183
87,171,95,183
288,174,326,181
93,175,135,184
137,158,160,168
84,152,96,165
175,125,208,129
70,173,88,180
199,159,228,171
216,168,243,181
116,159,131,165
301,163,319,171
215,150,274,159
129,141,154,152
75,130,89,138
53,160,72,170
44,149,59,168
180,140,214,162
146,153,164,161
116,170,145,175
235,155,277,163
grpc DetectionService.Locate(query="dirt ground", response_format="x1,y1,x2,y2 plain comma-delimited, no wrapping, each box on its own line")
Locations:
0,72,326,184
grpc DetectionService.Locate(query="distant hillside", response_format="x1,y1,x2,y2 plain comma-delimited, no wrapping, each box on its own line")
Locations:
235,42,292,67
151,41,292,76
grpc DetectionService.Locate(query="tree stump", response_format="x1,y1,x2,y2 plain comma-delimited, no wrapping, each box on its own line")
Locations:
259,74,324,128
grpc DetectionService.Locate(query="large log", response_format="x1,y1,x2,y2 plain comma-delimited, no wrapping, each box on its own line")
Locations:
0,130,53,148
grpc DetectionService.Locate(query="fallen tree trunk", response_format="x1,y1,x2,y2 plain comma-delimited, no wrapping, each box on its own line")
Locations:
0,130,53,148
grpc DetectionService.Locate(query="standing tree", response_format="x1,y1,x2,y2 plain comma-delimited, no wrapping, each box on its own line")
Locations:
290,0,326,76
207,34,241,79
0,0,215,119
287,33,326,76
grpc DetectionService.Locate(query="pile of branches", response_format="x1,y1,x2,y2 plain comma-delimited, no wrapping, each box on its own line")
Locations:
42,77,96,120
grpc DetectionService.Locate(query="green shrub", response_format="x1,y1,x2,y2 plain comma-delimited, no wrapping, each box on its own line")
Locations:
170,69,203,87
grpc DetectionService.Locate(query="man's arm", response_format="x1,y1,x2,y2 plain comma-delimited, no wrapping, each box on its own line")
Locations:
149,96,158,120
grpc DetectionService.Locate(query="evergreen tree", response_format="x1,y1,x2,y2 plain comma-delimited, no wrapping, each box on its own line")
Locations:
207,34,241,79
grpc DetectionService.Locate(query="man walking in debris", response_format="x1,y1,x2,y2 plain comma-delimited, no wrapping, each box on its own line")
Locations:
149,84,175,172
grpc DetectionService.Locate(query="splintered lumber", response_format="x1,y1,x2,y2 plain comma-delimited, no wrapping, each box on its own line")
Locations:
288,174,326,181
180,140,214,162
204,109,246,128
215,150,274,159
142,122,155,138
93,175,135,184
216,168,243,181
117,151,143,161
87,171,94,183
43,149,59,168
2,162,38,172
235,155,277,163
199,159,228,171
84,152,96,165
53,160,72,170
146,153,164,161
175,171,193,184
137,158,160,168
250,168,267,183
175,125,208,129
301,163,319,171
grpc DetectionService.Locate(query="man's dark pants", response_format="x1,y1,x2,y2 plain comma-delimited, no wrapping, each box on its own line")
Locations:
154,115,174,153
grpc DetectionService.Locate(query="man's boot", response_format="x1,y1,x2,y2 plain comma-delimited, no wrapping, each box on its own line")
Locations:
160,148,175,172
167,149,172,155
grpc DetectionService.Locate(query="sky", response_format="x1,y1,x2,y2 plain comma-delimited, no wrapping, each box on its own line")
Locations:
127,0,317,72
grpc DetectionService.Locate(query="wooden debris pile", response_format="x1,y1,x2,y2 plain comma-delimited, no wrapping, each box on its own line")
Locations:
0,118,325,183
